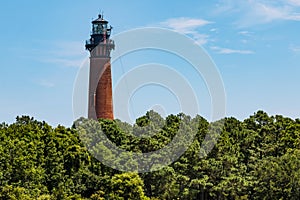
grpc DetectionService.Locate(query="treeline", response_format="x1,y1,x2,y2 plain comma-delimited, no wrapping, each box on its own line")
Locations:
0,111,300,199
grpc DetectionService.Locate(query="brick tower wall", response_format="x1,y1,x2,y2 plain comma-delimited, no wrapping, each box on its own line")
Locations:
95,63,113,119
88,42,114,120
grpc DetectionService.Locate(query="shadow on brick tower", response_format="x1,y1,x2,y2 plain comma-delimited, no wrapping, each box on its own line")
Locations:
85,14,115,120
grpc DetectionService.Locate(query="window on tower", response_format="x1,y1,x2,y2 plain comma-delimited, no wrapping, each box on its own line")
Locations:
93,24,101,34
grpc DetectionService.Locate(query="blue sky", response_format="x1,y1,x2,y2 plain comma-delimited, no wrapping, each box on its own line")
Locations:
0,0,300,126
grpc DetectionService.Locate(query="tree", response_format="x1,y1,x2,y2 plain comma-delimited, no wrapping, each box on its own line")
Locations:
109,173,149,200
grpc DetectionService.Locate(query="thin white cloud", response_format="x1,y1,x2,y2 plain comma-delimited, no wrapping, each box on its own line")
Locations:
48,41,86,58
41,58,85,68
249,1,300,22
192,33,210,45
290,44,300,53
31,40,86,68
160,17,212,33
241,39,248,44
238,31,251,36
210,46,254,54
159,17,212,45
36,79,55,88
288,0,300,7
216,0,300,27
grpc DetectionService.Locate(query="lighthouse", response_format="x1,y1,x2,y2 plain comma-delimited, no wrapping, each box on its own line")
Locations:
85,14,115,120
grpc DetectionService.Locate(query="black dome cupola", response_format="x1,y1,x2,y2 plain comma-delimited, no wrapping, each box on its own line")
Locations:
85,14,113,51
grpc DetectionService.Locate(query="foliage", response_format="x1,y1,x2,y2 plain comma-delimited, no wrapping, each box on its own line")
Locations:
0,111,300,199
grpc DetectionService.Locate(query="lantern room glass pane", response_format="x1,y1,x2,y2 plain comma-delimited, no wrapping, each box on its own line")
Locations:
92,23,110,34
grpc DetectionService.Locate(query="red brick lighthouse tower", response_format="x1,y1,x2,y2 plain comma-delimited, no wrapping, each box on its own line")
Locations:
85,14,115,120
